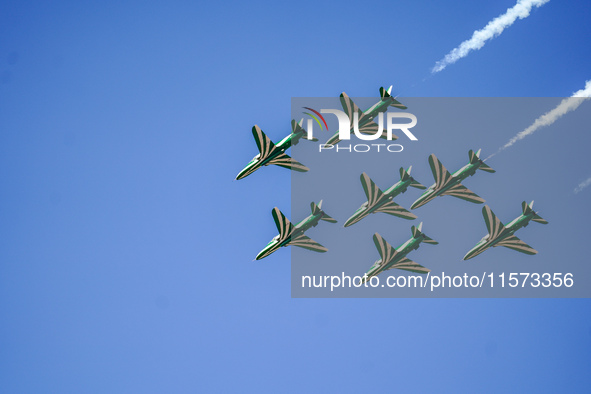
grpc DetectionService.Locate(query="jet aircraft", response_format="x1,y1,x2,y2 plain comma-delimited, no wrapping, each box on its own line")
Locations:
325,86,407,146
362,223,438,283
344,167,426,227
255,201,337,260
411,149,495,210
236,119,317,180
463,201,548,260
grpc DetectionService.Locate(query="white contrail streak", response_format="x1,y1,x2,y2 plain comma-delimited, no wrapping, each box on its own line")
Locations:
432,0,550,74
574,177,591,194
485,80,591,160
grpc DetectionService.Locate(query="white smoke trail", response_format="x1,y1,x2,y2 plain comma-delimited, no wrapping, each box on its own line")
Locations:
432,0,550,74
485,80,591,160
574,177,591,194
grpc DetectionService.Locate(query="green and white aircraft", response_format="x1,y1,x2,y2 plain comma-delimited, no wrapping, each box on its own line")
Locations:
325,86,407,146
362,223,438,283
236,119,317,180
463,201,548,260
255,201,337,260
411,149,495,210
344,167,426,227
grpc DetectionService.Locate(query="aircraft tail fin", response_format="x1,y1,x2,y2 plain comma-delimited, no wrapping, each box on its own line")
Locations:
522,201,548,224
380,86,393,99
400,166,426,190
380,86,407,109
311,200,337,223
411,222,439,244
293,119,318,142
469,149,496,173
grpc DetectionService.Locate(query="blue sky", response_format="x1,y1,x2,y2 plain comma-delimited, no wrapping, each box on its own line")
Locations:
1,0,590,392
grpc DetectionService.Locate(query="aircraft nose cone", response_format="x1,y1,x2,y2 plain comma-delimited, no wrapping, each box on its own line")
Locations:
235,166,249,180
236,161,259,180
411,193,431,210
463,247,481,261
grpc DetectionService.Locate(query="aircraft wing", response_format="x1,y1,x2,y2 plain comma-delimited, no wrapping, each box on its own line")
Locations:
374,201,417,220
373,233,398,265
356,118,391,139
495,235,538,255
340,93,396,140
387,257,431,274
272,207,294,242
252,125,309,172
287,234,328,253
440,183,485,204
360,172,386,207
340,92,371,126
252,125,282,162
482,205,506,241
267,152,309,172
428,154,453,190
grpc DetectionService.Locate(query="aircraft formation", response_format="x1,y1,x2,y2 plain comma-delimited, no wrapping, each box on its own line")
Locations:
236,86,548,281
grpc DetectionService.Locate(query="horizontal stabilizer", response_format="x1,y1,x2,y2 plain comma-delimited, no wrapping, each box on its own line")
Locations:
288,234,328,253
422,236,438,245
379,86,407,109
521,201,548,224
478,162,495,173
272,207,294,242
400,166,426,189
440,183,485,204
495,235,537,255
411,222,438,244
311,200,338,223
469,149,495,172
320,214,337,223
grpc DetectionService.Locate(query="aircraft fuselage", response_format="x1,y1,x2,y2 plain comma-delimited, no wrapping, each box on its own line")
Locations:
345,178,413,226
326,98,393,145
365,235,425,280
413,161,483,208
465,213,536,260
237,129,305,180
256,212,324,259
